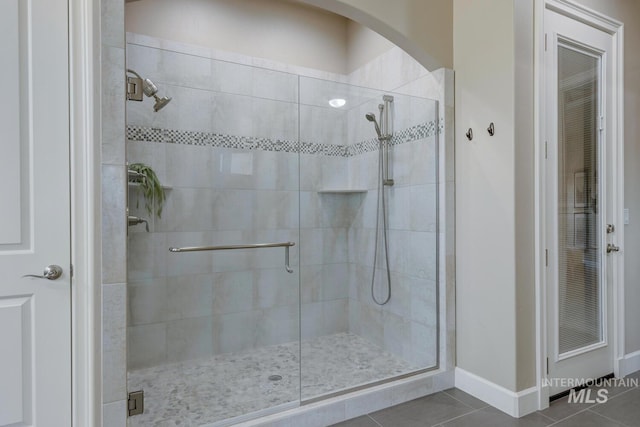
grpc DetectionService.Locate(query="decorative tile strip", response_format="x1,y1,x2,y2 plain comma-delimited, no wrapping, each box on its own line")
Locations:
127,119,439,157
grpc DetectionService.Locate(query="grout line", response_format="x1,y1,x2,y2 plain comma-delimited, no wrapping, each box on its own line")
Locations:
365,414,383,427
584,409,632,427
429,407,482,427
537,411,557,423
546,406,597,426
441,389,489,410
603,385,638,400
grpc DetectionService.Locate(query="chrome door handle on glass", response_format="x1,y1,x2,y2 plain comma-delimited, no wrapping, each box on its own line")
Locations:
606,244,620,254
22,264,63,280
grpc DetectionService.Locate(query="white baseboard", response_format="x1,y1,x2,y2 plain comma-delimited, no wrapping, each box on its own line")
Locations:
454,368,538,417
618,350,640,378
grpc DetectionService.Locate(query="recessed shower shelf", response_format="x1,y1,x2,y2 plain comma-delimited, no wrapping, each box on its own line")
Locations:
317,189,367,194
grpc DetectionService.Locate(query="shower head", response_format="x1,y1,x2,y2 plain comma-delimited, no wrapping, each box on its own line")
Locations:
153,95,172,112
143,77,172,111
365,112,383,138
126,69,172,112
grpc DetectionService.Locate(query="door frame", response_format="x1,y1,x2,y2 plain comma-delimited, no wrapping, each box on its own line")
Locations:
69,0,101,425
534,0,624,410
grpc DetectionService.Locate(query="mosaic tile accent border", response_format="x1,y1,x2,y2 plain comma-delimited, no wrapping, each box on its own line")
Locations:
127,119,439,157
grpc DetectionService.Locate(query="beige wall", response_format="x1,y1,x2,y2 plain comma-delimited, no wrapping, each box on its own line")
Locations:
299,0,453,71
346,20,394,73
453,0,538,393
572,0,640,356
454,0,520,391
514,0,536,392
126,0,350,74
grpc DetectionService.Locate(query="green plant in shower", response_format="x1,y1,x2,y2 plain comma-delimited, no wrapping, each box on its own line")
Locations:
129,162,167,218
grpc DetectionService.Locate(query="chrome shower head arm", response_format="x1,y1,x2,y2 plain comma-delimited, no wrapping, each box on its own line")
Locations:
127,68,142,79
126,68,171,112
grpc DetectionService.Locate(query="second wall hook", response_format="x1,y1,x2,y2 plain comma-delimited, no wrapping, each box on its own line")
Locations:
487,122,495,136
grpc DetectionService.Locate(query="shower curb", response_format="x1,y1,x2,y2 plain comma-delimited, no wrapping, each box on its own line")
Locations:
209,370,454,427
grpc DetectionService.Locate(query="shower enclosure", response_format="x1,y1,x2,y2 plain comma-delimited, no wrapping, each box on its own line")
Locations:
125,37,439,426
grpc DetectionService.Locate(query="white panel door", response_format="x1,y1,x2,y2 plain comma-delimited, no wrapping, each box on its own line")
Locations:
0,0,71,424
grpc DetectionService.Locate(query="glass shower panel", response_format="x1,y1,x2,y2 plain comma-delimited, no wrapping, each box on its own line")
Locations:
125,43,301,426
298,76,439,401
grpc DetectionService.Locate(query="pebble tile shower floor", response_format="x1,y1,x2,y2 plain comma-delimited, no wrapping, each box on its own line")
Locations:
128,333,417,426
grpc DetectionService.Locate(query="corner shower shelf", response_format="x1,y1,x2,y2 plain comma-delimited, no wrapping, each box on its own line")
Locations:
128,169,172,190
317,189,367,194
128,182,173,191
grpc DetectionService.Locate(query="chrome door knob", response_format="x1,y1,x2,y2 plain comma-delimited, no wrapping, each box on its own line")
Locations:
22,265,63,280
606,244,620,254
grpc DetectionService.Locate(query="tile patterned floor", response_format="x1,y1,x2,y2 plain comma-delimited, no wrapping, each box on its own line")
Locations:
332,371,640,427
128,333,417,426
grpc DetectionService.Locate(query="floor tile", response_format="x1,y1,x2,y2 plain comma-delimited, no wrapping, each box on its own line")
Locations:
331,415,382,427
593,378,637,399
624,370,640,382
539,394,595,421
442,388,489,409
550,409,626,427
590,387,640,426
440,407,552,427
369,392,475,427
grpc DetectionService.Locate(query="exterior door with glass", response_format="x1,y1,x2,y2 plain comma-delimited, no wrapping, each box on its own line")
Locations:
544,8,618,397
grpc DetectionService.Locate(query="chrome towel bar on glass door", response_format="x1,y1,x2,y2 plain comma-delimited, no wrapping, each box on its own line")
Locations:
169,242,296,273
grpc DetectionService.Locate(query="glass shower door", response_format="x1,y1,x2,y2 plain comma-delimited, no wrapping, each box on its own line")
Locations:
298,76,440,401
125,43,301,426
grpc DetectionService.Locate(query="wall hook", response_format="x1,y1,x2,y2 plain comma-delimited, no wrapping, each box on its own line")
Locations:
466,128,473,141
487,122,495,136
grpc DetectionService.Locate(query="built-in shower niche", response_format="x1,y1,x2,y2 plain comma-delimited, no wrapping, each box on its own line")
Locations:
125,32,442,426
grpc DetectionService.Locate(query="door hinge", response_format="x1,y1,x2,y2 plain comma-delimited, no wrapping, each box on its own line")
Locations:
70,264,74,279
546,357,549,375
128,390,144,416
600,115,604,131
545,249,548,267
545,141,548,159
545,33,548,51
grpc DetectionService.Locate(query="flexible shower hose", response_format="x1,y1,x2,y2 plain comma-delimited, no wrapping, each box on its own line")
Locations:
371,138,392,305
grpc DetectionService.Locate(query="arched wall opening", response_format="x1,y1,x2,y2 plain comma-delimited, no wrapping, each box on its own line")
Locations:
296,0,452,72
124,0,452,74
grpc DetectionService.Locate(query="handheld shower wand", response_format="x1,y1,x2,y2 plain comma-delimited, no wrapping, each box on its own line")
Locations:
365,113,383,139
364,95,395,306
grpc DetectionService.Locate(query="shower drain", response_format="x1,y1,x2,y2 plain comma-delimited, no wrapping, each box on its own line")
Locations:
268,374,283,381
